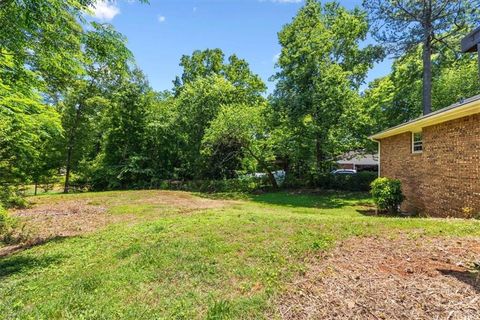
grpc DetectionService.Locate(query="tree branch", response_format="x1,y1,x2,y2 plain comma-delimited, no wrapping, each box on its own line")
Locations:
392,0,421,22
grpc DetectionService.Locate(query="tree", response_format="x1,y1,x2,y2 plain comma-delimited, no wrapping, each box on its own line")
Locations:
61,23,133,193
174,49,266,97
363,43,480,132
0,0,89,100
29,124,64,196
169,49,268,180
143,91,180,181
363,0,480,115
273,0,382,173
175,76,246,178
202,103,279,188
95,69,153,189
0,54,63,197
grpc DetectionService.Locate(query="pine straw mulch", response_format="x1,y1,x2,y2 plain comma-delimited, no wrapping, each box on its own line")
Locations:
0,191,232,257
276,235,480,320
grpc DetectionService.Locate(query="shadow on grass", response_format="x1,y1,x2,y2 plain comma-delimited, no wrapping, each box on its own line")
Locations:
438,269,480,293
250,190,371,209
356,207,419,219
0,253,64,279
0,236,70,259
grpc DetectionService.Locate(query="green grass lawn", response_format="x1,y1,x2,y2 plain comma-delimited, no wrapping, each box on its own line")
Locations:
1,190,479,319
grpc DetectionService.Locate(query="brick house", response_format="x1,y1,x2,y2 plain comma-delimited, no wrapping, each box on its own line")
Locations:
370,95,480,218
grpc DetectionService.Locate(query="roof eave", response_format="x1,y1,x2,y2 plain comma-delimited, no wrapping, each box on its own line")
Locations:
369,96,480,141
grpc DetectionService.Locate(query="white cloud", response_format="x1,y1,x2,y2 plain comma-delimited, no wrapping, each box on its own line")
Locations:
90,1,120,21
158,15,166,23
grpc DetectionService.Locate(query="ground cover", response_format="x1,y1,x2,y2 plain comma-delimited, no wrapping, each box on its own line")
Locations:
0,190,478,319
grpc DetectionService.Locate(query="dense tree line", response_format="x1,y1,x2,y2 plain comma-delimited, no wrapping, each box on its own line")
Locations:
1,0,479,206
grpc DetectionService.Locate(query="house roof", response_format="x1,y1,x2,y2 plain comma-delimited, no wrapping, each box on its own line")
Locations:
461,26,480,52
369,94,480,140
336,151,378,165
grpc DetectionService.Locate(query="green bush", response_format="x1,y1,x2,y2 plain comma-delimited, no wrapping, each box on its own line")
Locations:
282,175,306,189
158,177,267,193
0,185,28,208
0,204,29,245
0,205,9,234
0,205,15,244
311,172,378,192
370,177,405,214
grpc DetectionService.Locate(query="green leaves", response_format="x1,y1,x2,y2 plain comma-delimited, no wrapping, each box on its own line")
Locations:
203,102,280,187
363,44,480,132
203,103,267,152
364,0,480,114
174,49,266,98
370,177,405,214
83,23,133,81
173,61,267,179
0,0,142,194
0,83,63,184
364,0,480,55
273,0,379,173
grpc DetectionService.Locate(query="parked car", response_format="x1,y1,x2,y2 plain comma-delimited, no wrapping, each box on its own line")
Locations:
331,169,357,175
246,170,286,185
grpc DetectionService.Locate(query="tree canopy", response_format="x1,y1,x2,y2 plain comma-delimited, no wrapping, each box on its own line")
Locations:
272,0,383,174
364,0,480,115
1,0,478,204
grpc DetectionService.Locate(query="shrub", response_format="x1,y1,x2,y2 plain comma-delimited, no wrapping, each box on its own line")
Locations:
370,177,405,214
0,204,29,245
349,172,379,191
0,185,28,208
283,175,307,189
158,177,267,194
0,205,16,244
312,171,378,192
0,205,9,234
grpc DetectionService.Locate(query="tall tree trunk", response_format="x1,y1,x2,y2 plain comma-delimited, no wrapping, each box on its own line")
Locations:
422,6,432,115
64,106,82,194
422,39,432,115
264,169,279,190
64,145,73,193
63,80,96,194
34,181,38,196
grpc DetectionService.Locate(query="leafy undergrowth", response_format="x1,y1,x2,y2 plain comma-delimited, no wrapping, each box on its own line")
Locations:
0,190,479,319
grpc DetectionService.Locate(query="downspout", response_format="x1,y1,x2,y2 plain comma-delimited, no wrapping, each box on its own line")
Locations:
368,135,381,178
375,139,381,178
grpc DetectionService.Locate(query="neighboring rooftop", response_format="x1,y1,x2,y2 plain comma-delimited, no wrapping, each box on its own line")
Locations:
461,26,480,53
337,151,378,165
370,94,480,140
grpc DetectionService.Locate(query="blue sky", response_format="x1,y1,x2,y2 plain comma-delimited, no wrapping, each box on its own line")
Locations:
90,0,392,93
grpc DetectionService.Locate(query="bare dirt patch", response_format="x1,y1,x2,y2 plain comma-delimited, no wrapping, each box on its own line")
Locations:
129,190,233,210
1,191,232,257
13,200,110,239
277,236,480,320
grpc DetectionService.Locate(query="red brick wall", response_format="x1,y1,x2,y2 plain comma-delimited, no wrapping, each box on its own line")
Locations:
379,114,480,218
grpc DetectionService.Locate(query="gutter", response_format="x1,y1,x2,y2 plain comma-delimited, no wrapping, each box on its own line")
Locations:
369,94,480,141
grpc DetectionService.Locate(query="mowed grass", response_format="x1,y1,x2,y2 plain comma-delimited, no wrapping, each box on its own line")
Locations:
1,190,479,319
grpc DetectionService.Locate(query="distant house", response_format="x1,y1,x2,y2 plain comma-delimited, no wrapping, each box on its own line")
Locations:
336,151,378,172
370,95,480,218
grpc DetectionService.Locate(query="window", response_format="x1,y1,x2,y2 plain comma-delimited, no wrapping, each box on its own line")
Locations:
412,131,423,153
